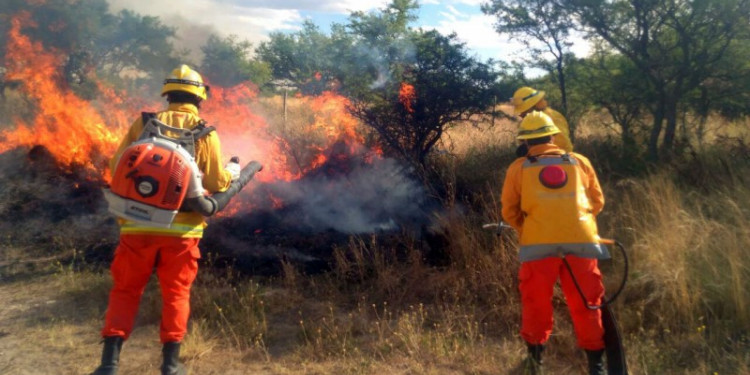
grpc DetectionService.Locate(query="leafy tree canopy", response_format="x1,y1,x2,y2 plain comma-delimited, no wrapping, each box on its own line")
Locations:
256,20,333,90
201,34,271,88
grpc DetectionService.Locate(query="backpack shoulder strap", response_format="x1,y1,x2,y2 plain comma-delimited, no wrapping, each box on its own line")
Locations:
138,112,162,140
141,111,156,125
191,120,216,140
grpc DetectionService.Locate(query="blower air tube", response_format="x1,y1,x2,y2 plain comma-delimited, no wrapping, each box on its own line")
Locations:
185,161,263,216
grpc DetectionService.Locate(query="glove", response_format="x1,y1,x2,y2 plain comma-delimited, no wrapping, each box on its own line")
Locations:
225,156,241,181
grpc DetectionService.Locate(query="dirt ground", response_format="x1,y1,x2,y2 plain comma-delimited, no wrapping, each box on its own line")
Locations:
0,272,516,375
0,273,313,375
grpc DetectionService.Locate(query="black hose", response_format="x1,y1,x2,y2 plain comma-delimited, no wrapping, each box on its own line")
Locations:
562,240,629,310
184,161,263,216
211,161,263,211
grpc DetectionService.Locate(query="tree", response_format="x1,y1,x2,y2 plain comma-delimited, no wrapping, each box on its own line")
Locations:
683,35,750,144
565,0,750,160
363,30,500,167
93,10,180,82
337,1,500,167
200,34,271,88
256,21,334,94
482,0,577,136
571,51,651,160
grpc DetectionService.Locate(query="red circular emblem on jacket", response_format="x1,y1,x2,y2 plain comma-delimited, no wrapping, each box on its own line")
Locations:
539,165,567,188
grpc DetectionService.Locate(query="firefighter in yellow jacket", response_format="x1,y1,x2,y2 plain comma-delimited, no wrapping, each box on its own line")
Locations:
512,86,573,153
91,65,238,375
501,111,609,375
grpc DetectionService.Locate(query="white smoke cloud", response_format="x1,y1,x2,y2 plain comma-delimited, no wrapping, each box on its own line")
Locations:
237,154,428,234
291,157,426,233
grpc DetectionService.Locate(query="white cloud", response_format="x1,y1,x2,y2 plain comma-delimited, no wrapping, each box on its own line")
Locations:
428,0,485,7
425,8,525,62
105,0,386,60
440,5,461,20
427,3,591,64
327,0,391,12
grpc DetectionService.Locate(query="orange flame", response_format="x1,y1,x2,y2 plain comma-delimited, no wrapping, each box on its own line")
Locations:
0,12,133,175
310,91,360,142
0,11,384,217
399,82,416,113
202,83,298,183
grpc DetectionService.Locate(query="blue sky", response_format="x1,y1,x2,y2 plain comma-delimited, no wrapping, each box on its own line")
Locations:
106,0,589,66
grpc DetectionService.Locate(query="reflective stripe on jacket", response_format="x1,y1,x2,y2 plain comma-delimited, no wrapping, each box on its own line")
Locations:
501,143,607,261
109,103,233,238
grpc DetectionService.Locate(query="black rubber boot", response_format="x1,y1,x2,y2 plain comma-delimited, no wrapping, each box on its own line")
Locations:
523,344,544,375
585,349,605,375
91,336,124,375
161,342,188,375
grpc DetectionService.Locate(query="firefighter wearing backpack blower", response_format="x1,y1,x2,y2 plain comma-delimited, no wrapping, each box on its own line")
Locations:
501,111,609,375
92,65,260,375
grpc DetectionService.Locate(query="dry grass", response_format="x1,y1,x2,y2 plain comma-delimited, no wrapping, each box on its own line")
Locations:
1,97,749,374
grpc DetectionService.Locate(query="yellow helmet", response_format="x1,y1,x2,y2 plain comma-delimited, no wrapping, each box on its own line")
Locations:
512,86,545,115
517,110,560,140
161,64,208,100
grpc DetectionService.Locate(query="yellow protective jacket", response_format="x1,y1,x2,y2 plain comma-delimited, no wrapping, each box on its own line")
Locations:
544,107,573,153
501,143,607,261
109,103,233,238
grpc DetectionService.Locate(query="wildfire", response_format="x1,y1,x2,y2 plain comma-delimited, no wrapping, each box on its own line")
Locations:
202,83,298,183
399,82,416,113
0,12,131,174
310,91,360,141
0,10,385,218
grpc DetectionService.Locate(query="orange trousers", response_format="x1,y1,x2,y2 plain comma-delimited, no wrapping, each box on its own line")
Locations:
101,234,200,343
519,256,605,351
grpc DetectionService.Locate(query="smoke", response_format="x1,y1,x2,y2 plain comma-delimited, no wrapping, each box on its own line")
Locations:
233,146,428,234
105,0,304,63
353,40,417,90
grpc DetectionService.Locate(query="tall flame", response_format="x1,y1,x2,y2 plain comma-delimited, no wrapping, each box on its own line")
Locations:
0,12,134,174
